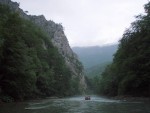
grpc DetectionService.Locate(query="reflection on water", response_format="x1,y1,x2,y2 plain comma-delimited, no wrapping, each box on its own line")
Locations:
0,95,150,113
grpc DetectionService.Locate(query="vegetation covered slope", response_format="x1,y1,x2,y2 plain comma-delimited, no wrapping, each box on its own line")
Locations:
96,2,150,97
85,62,110,78
72,45,118,69
0,4,80,101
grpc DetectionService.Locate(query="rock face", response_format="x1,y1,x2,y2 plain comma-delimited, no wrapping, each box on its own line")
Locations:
0,0,87,92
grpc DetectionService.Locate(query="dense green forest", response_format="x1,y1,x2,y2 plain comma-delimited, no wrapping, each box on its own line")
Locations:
0,4,80,102
85,62,110,78
94,2,150,97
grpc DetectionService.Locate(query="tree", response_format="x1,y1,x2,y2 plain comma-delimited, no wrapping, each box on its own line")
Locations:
97,1,150,97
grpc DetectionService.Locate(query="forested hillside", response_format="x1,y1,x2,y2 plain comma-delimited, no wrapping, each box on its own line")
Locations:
0,4,81,102
72,45,118,69
85,62,110,78
96,2,150,97
72,45,117,80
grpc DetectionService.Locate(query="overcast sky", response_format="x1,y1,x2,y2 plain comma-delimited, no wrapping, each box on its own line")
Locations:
12,0,148,47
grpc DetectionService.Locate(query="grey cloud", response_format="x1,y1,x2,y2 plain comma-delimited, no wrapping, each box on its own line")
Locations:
12,0,148,47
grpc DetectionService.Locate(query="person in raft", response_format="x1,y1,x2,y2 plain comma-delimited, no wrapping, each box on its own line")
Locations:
85,96,91,100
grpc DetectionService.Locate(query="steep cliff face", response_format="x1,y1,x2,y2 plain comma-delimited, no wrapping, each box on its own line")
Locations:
29,16,79,75
29,15,87,92
0,0,87,92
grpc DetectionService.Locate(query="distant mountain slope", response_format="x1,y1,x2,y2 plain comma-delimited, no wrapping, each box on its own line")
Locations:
72,44,118,69
85,62,110,78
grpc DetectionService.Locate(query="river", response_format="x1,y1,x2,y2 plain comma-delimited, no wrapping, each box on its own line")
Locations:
0,95,150,113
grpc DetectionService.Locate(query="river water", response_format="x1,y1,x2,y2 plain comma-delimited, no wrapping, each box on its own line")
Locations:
0,95,150,113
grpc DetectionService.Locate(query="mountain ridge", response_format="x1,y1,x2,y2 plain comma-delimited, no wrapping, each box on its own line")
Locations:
72,44,118,69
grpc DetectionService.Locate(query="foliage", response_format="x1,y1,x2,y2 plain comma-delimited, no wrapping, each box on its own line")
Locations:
85,62,110,78
0,4,79,101
96,2,150,97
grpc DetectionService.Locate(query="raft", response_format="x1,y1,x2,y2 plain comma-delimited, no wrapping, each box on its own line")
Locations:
85,96,91,100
